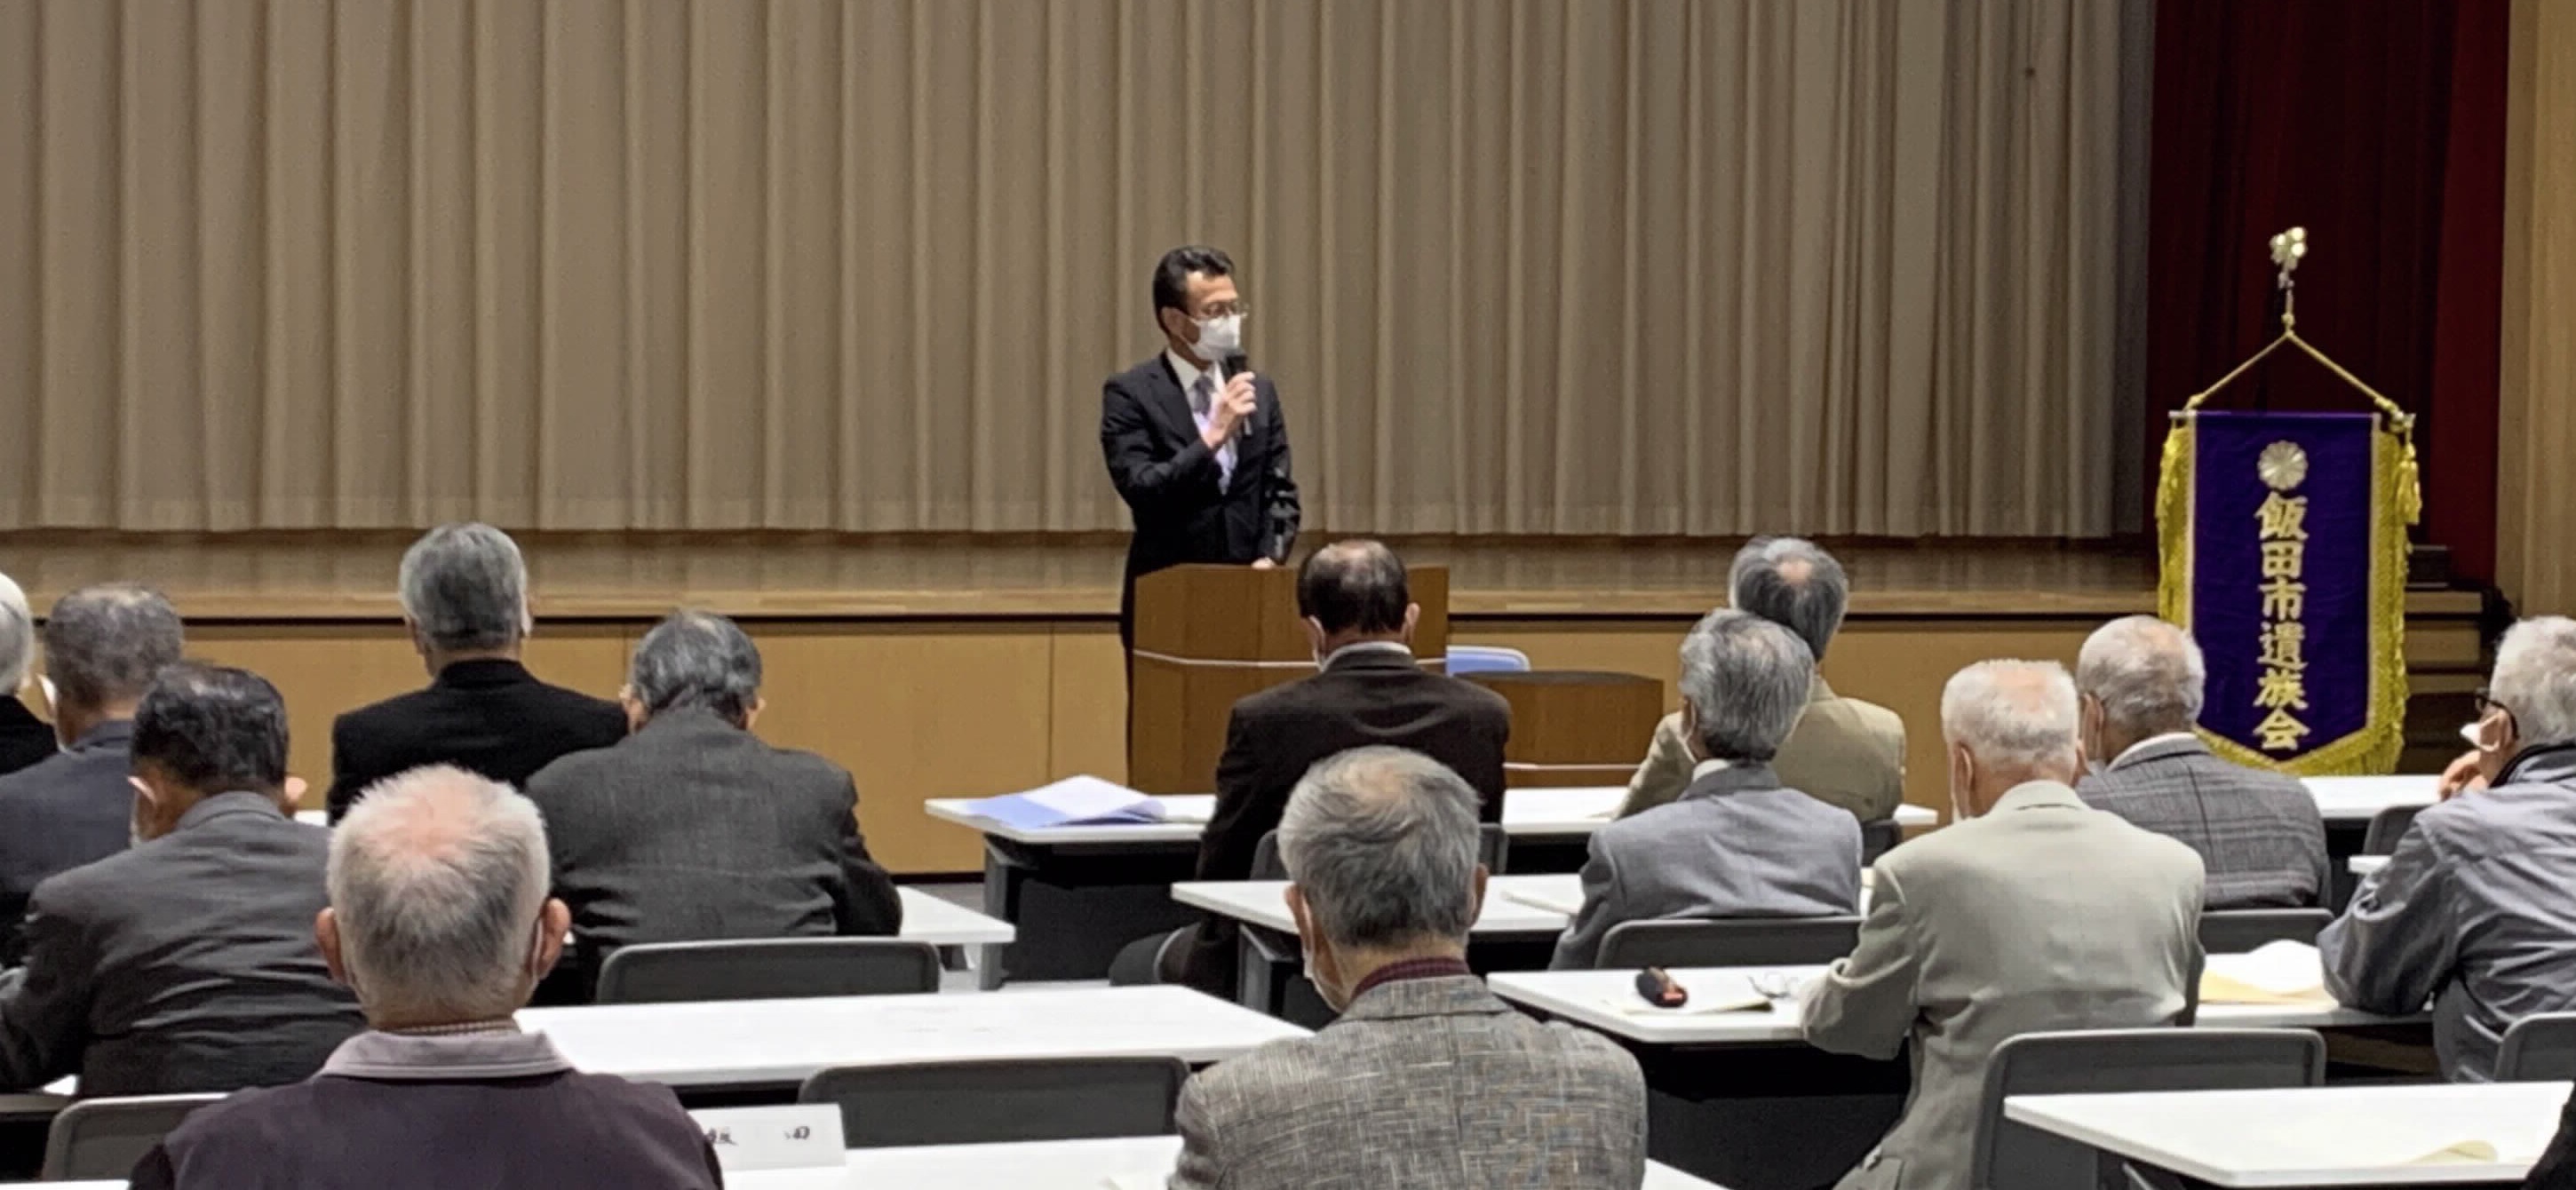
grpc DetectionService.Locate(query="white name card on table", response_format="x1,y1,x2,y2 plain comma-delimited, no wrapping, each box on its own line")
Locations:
691,1105,846,1173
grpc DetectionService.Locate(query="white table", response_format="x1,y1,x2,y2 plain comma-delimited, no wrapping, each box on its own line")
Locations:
2303,774,2438,824
1484,953,2411,1050
2004,1082,2564,1186
1171,873,1583,939
514,986,1305,1091
894,887,1016,948
923,786,1952,845
13,1138,1731,1190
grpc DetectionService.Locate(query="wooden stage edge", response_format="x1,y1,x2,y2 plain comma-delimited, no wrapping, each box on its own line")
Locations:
0,530,2485,621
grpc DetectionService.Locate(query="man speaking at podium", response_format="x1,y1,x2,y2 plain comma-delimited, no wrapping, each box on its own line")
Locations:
1100,246,1301,646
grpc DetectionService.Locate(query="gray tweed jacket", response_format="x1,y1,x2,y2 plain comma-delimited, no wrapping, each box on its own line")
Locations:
2075,734,2330,909
1169,974,1647,1190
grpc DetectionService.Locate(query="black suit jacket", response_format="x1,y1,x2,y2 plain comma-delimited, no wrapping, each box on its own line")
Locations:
327,658,628,821
2528,1086,2576,1187
1171,647,1512,996
0,698,53,781
0,791,364,1096
523,710,903,999
0,720,136,964
1099,353,1301,642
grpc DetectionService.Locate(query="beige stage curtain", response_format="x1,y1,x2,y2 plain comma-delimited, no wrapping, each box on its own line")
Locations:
2498,0,2576,615
0,0,2122,536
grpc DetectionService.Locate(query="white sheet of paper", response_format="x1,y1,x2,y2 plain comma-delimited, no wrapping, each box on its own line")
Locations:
2213,940,2326,996
1017,775,1154,819
1502,885,1586,916
692,1105,847,1172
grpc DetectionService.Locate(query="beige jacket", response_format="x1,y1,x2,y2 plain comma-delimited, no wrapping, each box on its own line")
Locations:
1800,781,2206,1190
1620,678,1906,821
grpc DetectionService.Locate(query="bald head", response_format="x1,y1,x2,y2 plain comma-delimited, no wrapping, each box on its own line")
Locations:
1942,660,2082,816
2076,615,2206,759
1729,537,1849,661
1297,540,1417,647
326,766,559,1027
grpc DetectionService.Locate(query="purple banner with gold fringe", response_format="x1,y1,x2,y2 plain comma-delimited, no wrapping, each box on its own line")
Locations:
2159,411,2406,774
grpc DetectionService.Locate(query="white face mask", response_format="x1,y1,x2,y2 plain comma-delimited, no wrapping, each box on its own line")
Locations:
1192,313,1244,361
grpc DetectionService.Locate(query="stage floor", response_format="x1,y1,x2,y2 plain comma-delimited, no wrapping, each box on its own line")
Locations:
0,531,2467,621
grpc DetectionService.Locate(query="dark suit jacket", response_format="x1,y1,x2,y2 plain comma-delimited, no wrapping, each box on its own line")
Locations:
327,658,628,822
2075,735,2331,909
1100,353,1301,642
524,710,902,998
1171,646,1512,995
0,698,52,781
0,719,136,964
0,791,364,1096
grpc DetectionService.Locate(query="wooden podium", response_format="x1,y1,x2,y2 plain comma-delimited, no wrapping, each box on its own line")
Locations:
1126,564,1450,794
1463,670,1663,788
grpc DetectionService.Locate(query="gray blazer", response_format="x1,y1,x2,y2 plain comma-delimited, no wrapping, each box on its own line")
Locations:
1171,974,1646,1190
1554,762,1862,970
2076,734,2331,908
2321,744,2576,1082
0,791,364,1096
0,719,137,963
1801,781,2205,1190
524,709,902,997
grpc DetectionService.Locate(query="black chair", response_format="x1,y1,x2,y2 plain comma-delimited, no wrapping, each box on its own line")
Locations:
1251,823,1508,879
2363,804,2425,855
799,1057,1189,1147
43,1093,222,1180
2197,908,2332,954
593,938,941,1004
1971,1028,2326,1190
1594,916,1863,970
2498,1012,2576,1082
1859,817,1904,864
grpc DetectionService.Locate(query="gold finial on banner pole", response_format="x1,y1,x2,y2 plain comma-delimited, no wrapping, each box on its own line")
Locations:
2268,226,2308,330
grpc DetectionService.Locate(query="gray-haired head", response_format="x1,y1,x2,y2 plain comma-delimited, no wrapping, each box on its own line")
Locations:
398,524,531,655
0,573,29,694
1942,660,2082,777
628,610,762,727
329,766,553,1024
1729,536,1850,661
2492,616,2576,749
1278,747,1482,951
2076,615,2206,740
43,584,185,710
1679,609,1815,763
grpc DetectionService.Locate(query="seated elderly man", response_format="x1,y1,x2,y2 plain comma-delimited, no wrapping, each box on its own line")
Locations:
1622,537,1904,822
0,584,187,959
1173,747,1646,1189
129,766,721,1189
527,610,900,999
327,524,627,822
1802,660,2204,1190
0,574,48,777
2323,616,2576,1083
1553,609,1862,970
0,663,364,1096
2074,615,2329,908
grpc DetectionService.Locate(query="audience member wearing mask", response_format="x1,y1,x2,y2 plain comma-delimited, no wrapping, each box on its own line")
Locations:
2322,616,2576,1082
1169,747,1645,1190
1126,540,1510,999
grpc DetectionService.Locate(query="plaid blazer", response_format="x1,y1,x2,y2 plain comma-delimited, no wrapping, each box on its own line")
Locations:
1170,975,1647,1190
2074,735,2331,909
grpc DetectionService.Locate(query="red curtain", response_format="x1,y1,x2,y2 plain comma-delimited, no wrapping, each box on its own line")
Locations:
2146,0,2508,582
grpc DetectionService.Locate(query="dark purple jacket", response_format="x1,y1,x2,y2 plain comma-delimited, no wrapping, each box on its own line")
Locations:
129,1030,722,1189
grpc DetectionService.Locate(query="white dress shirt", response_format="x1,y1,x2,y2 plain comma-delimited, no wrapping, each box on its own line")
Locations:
1167,348,1237,486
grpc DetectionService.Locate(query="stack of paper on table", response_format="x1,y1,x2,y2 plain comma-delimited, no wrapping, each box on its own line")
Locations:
2198,940,2335,1005
957,776,1166,829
